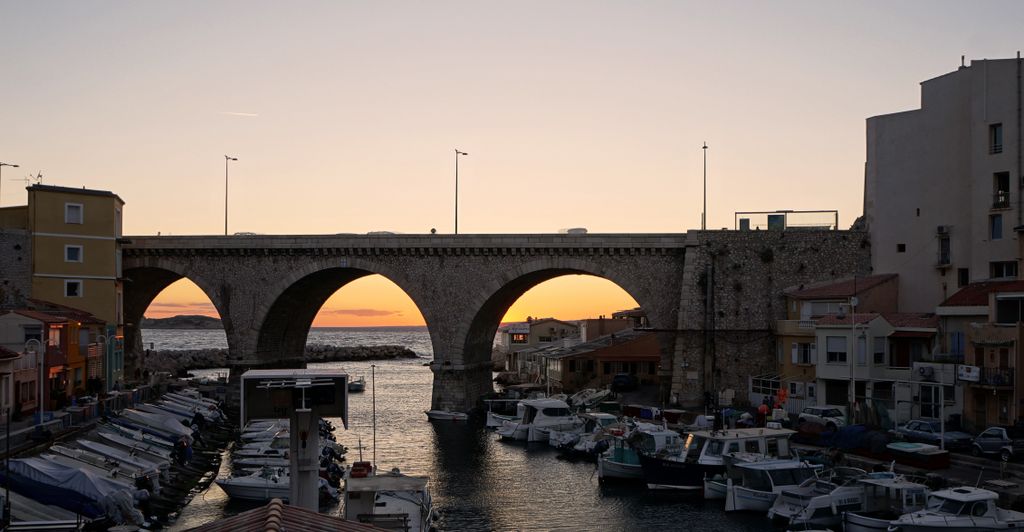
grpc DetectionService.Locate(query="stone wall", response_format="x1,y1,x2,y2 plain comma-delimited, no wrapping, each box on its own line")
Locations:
0,229,31,307
670,230,872,406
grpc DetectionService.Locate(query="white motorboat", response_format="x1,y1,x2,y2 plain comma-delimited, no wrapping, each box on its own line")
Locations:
96,429,173,462
233,456,290,468
348,376,366,392
344,461,434,532
549,412,619,449
77,439,170,473
41,451,139,491
719,459,823,512
216,467,289,501
639,427,797,491
598,423,683,481
165,390,219,408
887,486,1024,531
119,409,194,440
424,410,469,422
767,467,871,528
99,422,175,451
843,475,928,532
497,398,579,442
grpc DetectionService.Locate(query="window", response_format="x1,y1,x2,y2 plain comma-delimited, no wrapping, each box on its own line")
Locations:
938,235,951,265
991,123,1004,154
809,301,844,316
64,203,83,224
510,333,528,344
64,245,83,263
897,243,906,253
991,261,1018,279
990,214,1003,240
857,336,867,366
64,280,83,297
994,172,1011,208
807,383,816,398
949,331,966,357
958,268,969,288
873,337,887,365
826,336,847,364
538,336,552,342
791,342,814,364
23,326,41,344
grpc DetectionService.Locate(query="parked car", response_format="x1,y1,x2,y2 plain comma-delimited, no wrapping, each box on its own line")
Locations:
610,373,638,392
891,420,973,450
971,426,1024,461
797,406,846,431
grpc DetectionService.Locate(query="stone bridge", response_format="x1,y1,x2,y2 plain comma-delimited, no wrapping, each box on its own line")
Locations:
121,231,871,410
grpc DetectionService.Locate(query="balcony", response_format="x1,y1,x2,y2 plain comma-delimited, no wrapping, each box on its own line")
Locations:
776,319,817,336
993,191,1011,209
972,367,1015,388
42,347,66,368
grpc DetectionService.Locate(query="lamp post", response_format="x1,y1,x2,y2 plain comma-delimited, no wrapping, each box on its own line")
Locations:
0,162,19,208
95,334,108,391
0,371,10,528
224,155,238,235
24,339,42,427
702,143,708,230
454,149,467,234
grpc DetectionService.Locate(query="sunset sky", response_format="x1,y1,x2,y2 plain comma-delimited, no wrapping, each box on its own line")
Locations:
3,2,1023,325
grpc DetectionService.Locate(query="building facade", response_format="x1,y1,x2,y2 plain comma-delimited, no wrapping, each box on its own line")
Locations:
866,58,1024,312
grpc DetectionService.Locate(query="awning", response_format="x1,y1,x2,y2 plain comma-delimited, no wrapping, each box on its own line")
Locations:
889,331,935,339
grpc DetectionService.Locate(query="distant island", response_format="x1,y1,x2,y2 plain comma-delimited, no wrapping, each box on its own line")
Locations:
141,315,223,329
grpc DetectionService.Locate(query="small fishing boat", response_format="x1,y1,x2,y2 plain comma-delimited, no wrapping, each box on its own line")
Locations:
425,410,469,422
888,486,1024,531
216,467,290,501
719,459,823,512
598,423,683,481
348,376,366,392
842,474,928,532
344,462,435,531
550,412,619,449
496,398,579,442
767,467,871,528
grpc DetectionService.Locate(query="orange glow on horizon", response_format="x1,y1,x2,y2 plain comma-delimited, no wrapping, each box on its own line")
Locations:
145,274,638,327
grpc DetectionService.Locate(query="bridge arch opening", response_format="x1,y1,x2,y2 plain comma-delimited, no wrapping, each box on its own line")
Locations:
445,267,653,409
255,265,429,362
122,268,228,378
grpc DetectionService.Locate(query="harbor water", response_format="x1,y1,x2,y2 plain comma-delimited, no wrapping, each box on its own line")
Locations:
154,328,766,531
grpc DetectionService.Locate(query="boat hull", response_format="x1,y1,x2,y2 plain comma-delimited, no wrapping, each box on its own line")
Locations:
887,517,1014,532
215,479,290,502
703,478,727,500
638,453,724,491
843,511,893,532
598,457,644,480
725,484,778,512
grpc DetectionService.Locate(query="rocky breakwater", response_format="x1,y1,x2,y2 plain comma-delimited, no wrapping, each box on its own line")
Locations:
140,344,420,374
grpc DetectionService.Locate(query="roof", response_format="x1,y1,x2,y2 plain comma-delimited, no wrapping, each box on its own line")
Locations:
28,184,125,204
940,280,1024,307
345,473,429,493
785,274,897,300
2,310,67,324
535,329,654,360
186,498,382,532
0,346,20,360
815,313,879,326
930,487,998,503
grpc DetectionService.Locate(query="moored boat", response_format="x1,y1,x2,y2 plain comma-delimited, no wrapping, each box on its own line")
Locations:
348,376,366,392
344,461,434,531
721,459,823,512
887,486,1024,531
425,409,469,422
843,474,928,532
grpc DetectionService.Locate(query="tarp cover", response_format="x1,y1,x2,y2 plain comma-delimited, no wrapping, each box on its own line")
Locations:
9,457,128,503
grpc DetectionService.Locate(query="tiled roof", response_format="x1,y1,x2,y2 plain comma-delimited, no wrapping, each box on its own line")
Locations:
815,313,880,326
186,498,383,532
537,329,654,360
940,280,1024,307
0,346,20,359
3,310,67,324
785,274,898,300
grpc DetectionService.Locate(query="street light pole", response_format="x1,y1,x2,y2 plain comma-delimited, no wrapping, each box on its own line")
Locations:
224,155,237,235
702,143,708,231
454,149,467,234
0,162,19,208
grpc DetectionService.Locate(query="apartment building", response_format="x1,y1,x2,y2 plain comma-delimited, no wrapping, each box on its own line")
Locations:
866,57,1024,312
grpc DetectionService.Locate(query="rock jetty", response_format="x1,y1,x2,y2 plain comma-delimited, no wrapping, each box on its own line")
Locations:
139,344,419,373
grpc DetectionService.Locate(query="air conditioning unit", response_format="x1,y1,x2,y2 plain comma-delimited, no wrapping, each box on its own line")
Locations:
936,225,950,235
918,366,936,381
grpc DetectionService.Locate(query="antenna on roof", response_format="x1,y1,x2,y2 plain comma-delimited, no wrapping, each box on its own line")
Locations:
961,55,965,68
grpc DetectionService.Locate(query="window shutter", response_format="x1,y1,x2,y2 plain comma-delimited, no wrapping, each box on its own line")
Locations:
791,344,799,364
810,343,818,363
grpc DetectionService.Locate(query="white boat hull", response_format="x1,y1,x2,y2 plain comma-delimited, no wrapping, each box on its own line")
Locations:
843,511,892,532
216,478,290,502
887,517,1017,532
726,484,779,512
703,478,727,500
425,410,468,422
598,457,643,480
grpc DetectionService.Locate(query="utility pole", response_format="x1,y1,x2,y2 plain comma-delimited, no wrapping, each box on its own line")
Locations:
702,143,708,230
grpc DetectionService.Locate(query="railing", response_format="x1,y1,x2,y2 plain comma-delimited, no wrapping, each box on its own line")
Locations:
977,367,1014,387
992,143,1003,155
993,191,1010,209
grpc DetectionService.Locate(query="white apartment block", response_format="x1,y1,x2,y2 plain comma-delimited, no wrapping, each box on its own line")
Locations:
866,57,1023,312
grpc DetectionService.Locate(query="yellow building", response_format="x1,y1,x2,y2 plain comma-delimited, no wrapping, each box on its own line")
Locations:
24,185,125,390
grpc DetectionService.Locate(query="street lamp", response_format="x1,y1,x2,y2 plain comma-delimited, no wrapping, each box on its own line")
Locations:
24,339,42,428
702,143,708,231
454,149,467,234
0,162,19,208
224,155,238,235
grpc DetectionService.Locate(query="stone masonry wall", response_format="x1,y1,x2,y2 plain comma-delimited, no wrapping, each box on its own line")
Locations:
0,229,31,307
670,230,872,407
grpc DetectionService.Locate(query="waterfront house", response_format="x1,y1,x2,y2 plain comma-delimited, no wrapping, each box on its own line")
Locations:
0,347,20,423
762,274,898,415
577,316,633,342
538,329,659,393
496,317,580,376
0,184,126,391
813,312,938,428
